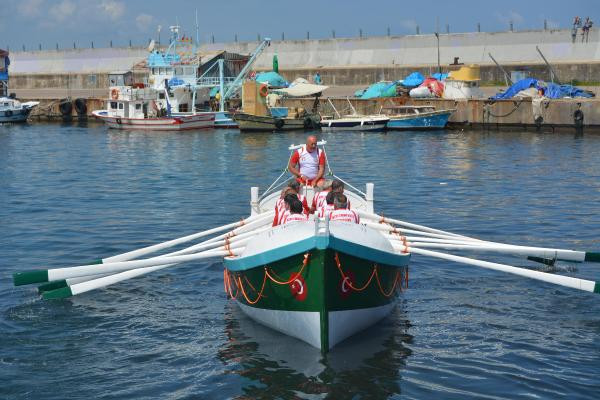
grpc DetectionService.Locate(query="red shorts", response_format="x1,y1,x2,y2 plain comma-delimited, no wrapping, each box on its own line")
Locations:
296,177,325,187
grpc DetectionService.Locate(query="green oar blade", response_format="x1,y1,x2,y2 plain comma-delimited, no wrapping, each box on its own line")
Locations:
13,269,49,286
585,252,600,263
37,280,68,294
42,287,73,300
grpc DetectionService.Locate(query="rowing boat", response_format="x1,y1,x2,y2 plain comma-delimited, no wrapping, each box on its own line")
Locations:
223,142,409,352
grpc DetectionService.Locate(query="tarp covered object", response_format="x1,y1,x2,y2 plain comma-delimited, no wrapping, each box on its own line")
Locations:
255,71,288,87
401,72,425,87
542,83,595,99
359,81,391,99
491,78,595,99
431,72,448,81
273,83,329,97
490,78,538,100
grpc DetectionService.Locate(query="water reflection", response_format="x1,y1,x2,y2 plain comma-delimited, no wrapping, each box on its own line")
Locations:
218,303,413,399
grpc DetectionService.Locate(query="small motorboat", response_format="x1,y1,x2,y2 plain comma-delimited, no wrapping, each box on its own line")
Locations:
320,98,389,131
0,96,39,123
381,105,455,130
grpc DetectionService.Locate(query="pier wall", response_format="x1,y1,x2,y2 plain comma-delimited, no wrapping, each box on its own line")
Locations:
7,29,600,95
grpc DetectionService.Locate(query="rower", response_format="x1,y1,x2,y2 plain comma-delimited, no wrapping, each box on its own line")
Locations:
283,199,309,224
310,179,332,214
330,179,350,208
317,191,336,219
288,135,325,187
273,180,309,226
329,193,360,224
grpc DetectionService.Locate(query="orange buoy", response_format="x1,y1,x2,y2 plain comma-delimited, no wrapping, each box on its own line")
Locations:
259,84,268,97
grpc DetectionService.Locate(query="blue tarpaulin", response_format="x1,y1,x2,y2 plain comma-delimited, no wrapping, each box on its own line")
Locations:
359,82,391,99
255,71,288,87
491,78,538,99
432,72,449,81
491,78,595,99
168,77,185,87
543,83,594,99
401,72,425,87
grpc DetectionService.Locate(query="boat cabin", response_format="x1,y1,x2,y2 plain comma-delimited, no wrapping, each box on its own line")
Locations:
105,85,157,119
380,106,437,116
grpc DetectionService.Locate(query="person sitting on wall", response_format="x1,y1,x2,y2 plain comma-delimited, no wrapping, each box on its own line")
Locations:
329,193,360,224
288,135,325,187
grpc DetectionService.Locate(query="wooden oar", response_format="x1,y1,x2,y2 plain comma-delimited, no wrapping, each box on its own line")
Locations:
98,212,272,264
36,226,268,293
363,221,483,242
390,238,597,263
406,247,600,294
14,244,246,286
358,210,474,240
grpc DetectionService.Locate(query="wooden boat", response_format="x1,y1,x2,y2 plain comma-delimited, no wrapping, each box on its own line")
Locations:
222,142,410,352
233,111,320,131
381,105,455,130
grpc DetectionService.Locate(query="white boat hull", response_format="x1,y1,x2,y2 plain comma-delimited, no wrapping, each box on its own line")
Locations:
92,110,214,131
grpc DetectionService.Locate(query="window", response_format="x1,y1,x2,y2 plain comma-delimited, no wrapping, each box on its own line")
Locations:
179,103,188,112
118,103,124,109
158,92,165,99
175,67,183,75
87,74,97,86
110,102,117,109
152,68,156,74
135,103,142,110
159,68,165,75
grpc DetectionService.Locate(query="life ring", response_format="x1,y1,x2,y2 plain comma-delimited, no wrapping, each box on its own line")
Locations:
573,109,584,127
274,118,285,129
115,118,122,125
111,89,119,100
259,84,268,97
5,110,13,117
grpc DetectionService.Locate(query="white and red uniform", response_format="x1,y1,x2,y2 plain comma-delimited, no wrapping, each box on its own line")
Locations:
329,208,360,224
290,146,325,185
317,204,335,219
311,190,330,212
283,213,309,224
273,194,309,226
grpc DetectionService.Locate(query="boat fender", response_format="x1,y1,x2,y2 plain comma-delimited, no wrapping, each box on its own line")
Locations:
111,89,119,100
59,99,72,116
573,109,584,127
303,116,314,129
275,118,285,129
5,110,13,117
259,84,268,97
116,118,122,125
74,98,87,115
534,116,543,128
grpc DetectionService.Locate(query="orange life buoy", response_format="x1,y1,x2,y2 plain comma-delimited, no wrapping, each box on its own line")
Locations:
111,89,119,100
259,84,268,97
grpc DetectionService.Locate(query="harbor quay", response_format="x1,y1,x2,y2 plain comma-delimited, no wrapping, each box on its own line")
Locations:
6,28,600,130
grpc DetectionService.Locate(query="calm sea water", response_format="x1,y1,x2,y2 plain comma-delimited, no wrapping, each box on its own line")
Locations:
1,122,600,399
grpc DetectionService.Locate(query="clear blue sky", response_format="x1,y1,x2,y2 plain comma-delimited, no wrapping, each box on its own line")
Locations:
1,0,597,50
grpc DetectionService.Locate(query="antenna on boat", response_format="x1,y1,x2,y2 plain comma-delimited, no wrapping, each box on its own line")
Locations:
195,9,199,45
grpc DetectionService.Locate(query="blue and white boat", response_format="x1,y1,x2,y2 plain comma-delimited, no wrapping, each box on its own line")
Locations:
0,97,39,123
381,106,455,130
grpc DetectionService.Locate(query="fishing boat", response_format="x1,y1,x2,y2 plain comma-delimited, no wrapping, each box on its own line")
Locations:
0,96,39,123
222,142,409,351
91,84,214,131
380,105,455,130
320,98,389,131
233,81,322,132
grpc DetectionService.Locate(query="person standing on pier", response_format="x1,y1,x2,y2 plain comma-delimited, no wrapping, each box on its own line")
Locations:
572,16,581,43
314,71,322,85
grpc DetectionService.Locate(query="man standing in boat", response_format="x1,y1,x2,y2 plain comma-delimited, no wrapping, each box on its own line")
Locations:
288,135,325,187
